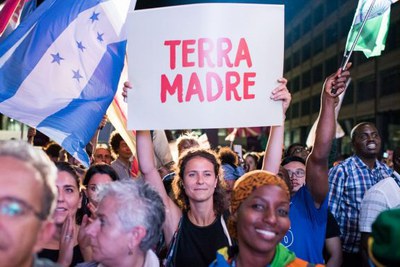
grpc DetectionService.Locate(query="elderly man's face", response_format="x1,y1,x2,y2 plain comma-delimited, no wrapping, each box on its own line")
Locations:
0,156,51,267
93,148,112,164
87,196,135,266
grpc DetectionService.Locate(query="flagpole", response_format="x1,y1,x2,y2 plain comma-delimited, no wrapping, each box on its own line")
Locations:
331,0,377,94
340,0,377,71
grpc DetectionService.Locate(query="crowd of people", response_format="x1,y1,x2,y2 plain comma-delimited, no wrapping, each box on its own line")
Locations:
1,64,400,267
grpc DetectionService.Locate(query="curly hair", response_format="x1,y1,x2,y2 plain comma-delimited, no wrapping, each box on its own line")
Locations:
218,146,239,166
109,131,123,157
171,148,227,215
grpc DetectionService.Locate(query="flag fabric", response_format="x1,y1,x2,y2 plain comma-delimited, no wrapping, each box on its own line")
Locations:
345,0,398,58
0,0,27,39
0,0,133,166
107,62,137,157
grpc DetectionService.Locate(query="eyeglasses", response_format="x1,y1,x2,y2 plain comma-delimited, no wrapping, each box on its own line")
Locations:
0,196,46,220
286,169,305,178
293,147,309,154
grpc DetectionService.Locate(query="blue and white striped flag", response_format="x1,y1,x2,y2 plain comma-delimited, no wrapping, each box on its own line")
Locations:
0,0,133,166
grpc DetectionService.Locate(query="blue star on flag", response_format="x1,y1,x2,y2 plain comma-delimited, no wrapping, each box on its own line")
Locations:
51,53,64,65
72,69,83,82
90,11,100,23
77,41,86,52
97,32,104,42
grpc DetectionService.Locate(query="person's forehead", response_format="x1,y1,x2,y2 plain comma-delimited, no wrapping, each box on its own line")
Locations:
245,156,255,161
97,195,119,217
0,156,43,205
95,148,110,154
119,140,128,145
89,173,112,184
356,124,378,134
292,145,304,149
283,160,305,169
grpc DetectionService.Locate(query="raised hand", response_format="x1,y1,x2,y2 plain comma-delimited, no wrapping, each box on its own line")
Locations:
327,62,352,96
270,78,291,115
122,81,132,100
98,115,108,130
78,214,93,261
87,202,97,220
57,213,75,267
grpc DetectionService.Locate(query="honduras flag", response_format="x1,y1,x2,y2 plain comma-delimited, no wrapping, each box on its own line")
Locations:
0,0,135,166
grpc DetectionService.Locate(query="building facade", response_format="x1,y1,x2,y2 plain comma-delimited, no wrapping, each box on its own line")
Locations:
284,0,400,155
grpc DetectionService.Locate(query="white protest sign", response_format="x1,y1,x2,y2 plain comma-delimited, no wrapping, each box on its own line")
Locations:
127,3,284,130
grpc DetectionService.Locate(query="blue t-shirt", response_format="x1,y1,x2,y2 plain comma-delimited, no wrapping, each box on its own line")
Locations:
281,186,328,264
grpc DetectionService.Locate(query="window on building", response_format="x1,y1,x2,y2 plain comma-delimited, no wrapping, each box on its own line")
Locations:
311,94,320,114
355,51,368,66
342,81,354,106
340,12,354,38
292,102,300,118
291,128,301,145
312,64,323,83
285,31,292,48
325,23,338,45
313,33,324,55
313,5,324,26
357,76,376,102
301,99,311,116
293,50,301,68
302,14,312,35
385,20,400,52
284,57,292,73
286,105,292,120
302,42,312,62
339,0,350,5
292,76,300,93
302,70,312,89
380,66,400,96
325,55,338,76
326,0,339,14
292,24,301,44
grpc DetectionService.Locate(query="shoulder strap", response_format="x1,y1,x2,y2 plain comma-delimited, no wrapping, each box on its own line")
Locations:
220,215,233,246
163,216,183,267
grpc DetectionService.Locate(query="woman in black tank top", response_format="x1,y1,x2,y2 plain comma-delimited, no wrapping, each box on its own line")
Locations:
137,131,232,267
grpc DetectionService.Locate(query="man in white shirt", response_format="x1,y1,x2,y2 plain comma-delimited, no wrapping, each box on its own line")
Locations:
359,147,400,266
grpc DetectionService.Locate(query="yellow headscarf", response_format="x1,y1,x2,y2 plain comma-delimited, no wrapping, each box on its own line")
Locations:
228,170,290,239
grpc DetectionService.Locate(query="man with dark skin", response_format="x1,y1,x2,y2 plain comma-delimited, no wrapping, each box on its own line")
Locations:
328,122,395,267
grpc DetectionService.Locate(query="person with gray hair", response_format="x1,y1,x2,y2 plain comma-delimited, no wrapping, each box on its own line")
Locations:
77,179,165,267
0,140,59,267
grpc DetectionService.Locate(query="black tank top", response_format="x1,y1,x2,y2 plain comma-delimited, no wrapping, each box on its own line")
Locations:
174,213,230,267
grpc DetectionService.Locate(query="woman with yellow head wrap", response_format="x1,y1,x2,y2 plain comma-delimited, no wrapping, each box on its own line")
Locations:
210,170,324,267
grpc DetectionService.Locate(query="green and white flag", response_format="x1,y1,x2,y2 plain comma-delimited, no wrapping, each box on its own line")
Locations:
345,0,398,58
